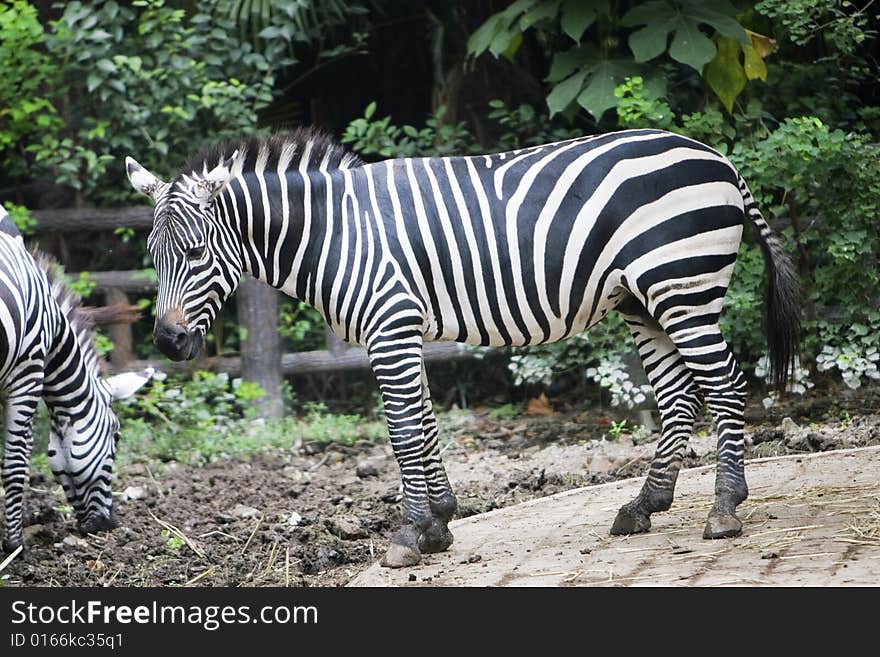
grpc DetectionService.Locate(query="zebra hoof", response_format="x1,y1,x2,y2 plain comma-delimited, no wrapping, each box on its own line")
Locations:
381,543,421,568
419,519,454,554
381,524,422,568
703,511,742,539
609,504,651,535
2,537,23,555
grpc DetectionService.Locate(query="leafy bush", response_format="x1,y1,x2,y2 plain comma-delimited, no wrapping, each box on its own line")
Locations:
114,373,384,467
342,102,475,158
0,1,61,177
466,0,773,120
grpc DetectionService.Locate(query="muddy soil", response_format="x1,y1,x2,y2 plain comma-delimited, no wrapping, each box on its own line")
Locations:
3,387,879,587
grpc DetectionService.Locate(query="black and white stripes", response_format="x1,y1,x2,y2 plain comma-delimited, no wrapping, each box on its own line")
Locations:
127,127,801,566
0,206,151,552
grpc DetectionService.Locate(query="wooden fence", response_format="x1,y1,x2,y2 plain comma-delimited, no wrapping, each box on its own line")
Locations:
32,206,477,416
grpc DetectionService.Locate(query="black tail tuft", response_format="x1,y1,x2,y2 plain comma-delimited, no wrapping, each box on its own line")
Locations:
759,237,802,392
738,175,802,392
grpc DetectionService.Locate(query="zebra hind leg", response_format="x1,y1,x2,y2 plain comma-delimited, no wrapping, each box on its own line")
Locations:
610,302,701,535
663,321,749,539
417,369,457,553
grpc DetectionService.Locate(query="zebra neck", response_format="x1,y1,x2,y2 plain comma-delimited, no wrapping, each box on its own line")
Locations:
230,167,356,320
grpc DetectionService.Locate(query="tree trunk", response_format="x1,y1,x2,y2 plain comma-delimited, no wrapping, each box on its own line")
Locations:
236,277,284,419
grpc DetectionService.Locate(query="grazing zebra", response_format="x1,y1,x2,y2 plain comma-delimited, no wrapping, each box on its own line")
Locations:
0,204,152,553
126,128,800,567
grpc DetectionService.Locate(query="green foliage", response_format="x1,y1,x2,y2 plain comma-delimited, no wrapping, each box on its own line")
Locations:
467,0,760,120
223,0,366,64
622,0,748,71
489,403,521,421
0,1,61,171
730,117,880,363
64,271,97,298
115,379,385,468
117,370,266,430
161,529,185,551
487,100,582,150
607,419,628,440
615,76,735,147
755,0,876,52
2,202,37,236
342,103,474,158
278,299,326,350
0,0,298,203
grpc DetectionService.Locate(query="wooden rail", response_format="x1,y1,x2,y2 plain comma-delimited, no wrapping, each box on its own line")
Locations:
109,342,476,377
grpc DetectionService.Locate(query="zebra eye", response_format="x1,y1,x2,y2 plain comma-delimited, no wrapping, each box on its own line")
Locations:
186,245,206,261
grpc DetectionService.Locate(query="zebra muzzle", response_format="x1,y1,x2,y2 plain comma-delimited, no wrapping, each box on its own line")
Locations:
153,317,203,361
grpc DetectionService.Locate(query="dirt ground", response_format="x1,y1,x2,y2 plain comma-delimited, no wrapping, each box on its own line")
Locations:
2,388,879,587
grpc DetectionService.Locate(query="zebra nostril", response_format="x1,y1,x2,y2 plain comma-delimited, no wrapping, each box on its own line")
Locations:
171,325,187,349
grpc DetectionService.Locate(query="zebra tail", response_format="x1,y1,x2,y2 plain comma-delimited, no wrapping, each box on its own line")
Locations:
738,175,802,392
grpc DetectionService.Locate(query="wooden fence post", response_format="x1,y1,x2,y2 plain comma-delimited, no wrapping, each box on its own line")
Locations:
105,288,134,369
236,277,284,419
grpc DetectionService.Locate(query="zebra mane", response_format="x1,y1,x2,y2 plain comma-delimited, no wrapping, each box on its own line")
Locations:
34,252,138,378
175,127,362,182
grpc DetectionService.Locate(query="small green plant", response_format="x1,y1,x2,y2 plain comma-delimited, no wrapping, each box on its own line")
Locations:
608,419,628,440
161,529,185,551
65,271,96,299
630,424,654,446
489,403,521,421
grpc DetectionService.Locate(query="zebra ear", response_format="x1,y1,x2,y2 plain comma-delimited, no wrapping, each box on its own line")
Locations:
193,150,239,205
104,367,154,401
125,157,165,201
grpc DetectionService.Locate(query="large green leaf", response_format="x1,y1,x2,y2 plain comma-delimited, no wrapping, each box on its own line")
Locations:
576,60,639,119
547,70,587,116
703,36,746,113
467,15,504,56
623,0,747,72
668,18,717,70
628,20,674,62
547,45,593,82
467,0,535,56
560,0,608,42
683,0,748,43
520,0,561,29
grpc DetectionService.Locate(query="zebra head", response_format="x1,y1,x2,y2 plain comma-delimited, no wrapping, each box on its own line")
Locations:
51,369,153,536
125,153,241,361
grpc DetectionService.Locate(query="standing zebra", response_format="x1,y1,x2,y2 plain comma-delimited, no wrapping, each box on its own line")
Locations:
0,204,152,553
126,128,800,567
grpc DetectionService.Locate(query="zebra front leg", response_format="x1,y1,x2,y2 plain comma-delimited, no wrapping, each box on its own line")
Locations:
610,303,701,535
369,332,433,568
417,366,457,554
3,393,40,553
